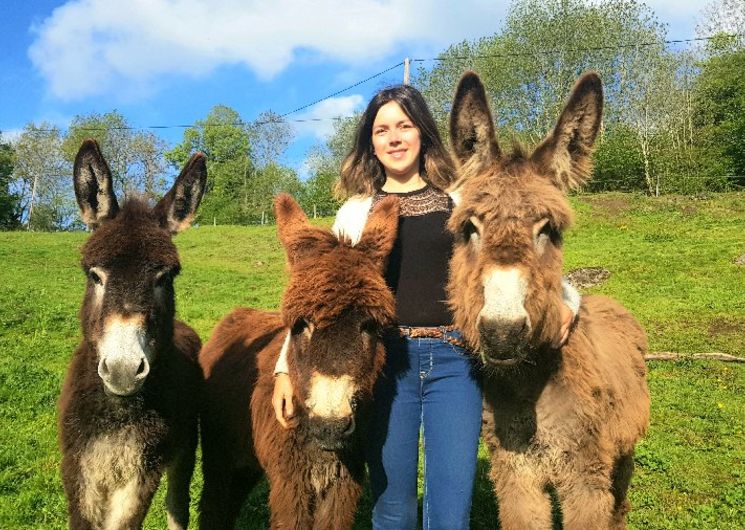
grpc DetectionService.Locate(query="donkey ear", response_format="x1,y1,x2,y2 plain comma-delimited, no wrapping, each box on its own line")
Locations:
274,193,310,248
356,195,399,270
154,152,207,234
274,193,331,266
73,139,119,229
531,72,603,191
449,71,501,169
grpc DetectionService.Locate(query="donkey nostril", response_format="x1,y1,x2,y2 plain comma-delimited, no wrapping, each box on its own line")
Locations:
134,359,150,380
99,359,110,376
343,416,356,437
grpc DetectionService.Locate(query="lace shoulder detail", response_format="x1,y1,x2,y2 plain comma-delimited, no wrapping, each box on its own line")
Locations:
372,185,450,217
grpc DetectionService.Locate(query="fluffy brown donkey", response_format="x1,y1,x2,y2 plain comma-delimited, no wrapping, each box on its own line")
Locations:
198,193,398,529
58,139,206,530
446,72,650,530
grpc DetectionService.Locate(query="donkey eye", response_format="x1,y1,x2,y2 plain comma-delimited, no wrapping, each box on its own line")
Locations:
88,269,103,285
155,270,172,288
360,319,380,335
291,318,309,336
462,218,481,245
534,219,561,251
462,220,476,239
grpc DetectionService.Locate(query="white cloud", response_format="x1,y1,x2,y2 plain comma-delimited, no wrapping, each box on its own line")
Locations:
291,94,364,140
29,0,507,101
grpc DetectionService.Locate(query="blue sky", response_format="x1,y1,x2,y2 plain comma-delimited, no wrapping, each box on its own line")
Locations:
0,0,706,178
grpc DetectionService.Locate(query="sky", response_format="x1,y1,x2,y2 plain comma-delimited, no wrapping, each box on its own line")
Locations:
0,0,710,179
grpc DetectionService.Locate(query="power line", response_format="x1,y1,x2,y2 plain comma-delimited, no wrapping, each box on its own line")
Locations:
278,61,403,118
5,33,741,136
10,62,404,135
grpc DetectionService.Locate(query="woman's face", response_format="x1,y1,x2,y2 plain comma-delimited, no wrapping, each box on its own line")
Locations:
371,101,422,180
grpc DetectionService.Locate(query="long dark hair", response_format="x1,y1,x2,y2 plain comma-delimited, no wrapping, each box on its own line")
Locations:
337,84,455,198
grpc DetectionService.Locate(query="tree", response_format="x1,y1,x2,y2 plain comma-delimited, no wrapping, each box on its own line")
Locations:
250,163,303,223
250,111,294,169
415,0,690,194
300,145,343,217
12,124,72,230
0,141,20,229
62,111,167,199
167,105,254,224
693,47,745,188
698,0,745,51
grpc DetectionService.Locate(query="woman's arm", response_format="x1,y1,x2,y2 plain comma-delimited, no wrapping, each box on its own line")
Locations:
556,279,581,347
272,332,294,428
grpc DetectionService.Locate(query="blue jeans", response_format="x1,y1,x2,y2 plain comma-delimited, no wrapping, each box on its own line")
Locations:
367,328,482,530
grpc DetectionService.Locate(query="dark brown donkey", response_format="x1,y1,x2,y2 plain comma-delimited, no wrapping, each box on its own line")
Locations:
198,193,398,529
58,139,206,529
447,72,650,529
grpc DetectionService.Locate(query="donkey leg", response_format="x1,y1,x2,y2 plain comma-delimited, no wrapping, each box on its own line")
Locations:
609,452,635,530
103,472,160,530
312,478,362,530
268,476,314,530
165,431,197,530
491,465,553,530
199,465,260,530
557,479,615,530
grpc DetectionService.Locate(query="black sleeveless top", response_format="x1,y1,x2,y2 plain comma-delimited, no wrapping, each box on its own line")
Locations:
373,185,454,327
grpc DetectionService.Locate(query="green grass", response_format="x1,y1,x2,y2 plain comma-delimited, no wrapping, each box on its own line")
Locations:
0,192,743,529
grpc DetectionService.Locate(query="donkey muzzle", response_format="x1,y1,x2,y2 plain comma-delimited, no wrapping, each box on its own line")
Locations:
478,316,530,364
98,354,150,396
97,316,152,396
308,415,356,450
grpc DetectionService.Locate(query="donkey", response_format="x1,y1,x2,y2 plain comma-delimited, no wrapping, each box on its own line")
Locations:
58,139,206,530
446,72,650,529
198,193,398,529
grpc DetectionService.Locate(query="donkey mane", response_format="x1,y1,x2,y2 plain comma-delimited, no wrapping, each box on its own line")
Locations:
80,199,181,271
282,233,395,330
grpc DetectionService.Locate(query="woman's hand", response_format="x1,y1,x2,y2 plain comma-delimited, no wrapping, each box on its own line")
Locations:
272,373,295,429
553,303,575,348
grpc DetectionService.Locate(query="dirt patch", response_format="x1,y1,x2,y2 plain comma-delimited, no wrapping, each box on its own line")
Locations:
734,254,745,266
583,195,632,218
565,267,611,289
708,317,745,338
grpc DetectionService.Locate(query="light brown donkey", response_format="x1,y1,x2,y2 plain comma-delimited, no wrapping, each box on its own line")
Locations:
198,194,399,529
447,72,650,529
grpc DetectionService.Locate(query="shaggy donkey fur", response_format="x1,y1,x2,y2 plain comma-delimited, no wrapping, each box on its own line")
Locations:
447,72,650,529
198,194,398,529
58,139,206,530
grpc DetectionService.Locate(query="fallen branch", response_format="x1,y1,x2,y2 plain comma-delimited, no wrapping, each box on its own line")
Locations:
645,352,744,363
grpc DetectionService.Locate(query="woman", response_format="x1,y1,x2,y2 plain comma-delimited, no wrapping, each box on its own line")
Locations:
272,84,578,529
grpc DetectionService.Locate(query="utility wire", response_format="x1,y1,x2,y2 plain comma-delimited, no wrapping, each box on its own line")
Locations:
6,33,742,135
278,61,403,118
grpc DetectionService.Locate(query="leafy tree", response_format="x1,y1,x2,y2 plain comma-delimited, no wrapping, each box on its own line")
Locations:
61,111,167,199
167,105,254,224
12,124,73,230
698,0,745,51
693,47,745,188
250,163,303,223
300,145,343,217
415,0,690,194
0,141,20,229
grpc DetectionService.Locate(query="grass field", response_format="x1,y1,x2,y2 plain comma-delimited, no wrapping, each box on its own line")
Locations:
0,192,743,529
